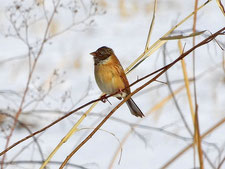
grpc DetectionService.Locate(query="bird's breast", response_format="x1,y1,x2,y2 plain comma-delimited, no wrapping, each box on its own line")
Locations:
94,57,127,97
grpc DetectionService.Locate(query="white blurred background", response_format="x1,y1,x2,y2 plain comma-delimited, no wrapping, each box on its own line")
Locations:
0,0,225,169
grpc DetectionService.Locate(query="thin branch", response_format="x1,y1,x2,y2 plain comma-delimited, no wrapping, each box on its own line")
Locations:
1,0,62,168
160,117,225,169
163,44,193,136
218,155,225,169
59,28,225,168
0,27,224,162
4,160,89,169
0,112,44,163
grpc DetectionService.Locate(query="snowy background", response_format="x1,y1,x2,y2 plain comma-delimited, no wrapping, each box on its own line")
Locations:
0,0,225,169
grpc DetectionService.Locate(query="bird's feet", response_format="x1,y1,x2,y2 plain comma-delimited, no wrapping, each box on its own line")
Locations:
100,94,107,103
118,89,126,98
100,94,112,105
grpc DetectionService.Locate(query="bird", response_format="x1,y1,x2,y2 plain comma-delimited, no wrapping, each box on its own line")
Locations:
90,46,144,118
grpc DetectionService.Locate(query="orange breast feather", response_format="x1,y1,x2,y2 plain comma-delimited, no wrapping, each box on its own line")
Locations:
95,55,130,95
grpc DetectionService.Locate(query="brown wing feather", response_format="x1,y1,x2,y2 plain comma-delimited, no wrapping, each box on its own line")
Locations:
111,54,131,94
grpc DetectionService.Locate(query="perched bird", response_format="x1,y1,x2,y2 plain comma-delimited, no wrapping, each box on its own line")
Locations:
90,46,144,118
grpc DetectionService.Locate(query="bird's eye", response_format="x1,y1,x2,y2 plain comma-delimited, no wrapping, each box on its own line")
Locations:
99,50,105,55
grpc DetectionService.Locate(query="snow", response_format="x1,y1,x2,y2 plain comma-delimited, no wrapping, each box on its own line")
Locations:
0,0,225,169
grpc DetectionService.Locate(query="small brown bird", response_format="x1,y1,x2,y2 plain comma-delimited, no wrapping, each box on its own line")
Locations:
90,46,144,118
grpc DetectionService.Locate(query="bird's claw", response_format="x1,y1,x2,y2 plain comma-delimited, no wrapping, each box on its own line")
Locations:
100,94,112,105
100,94,107,103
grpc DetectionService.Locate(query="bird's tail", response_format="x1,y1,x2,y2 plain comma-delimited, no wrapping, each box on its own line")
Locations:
126,98,144,118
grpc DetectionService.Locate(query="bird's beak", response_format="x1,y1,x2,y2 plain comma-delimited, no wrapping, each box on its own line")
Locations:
90,52,96,56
